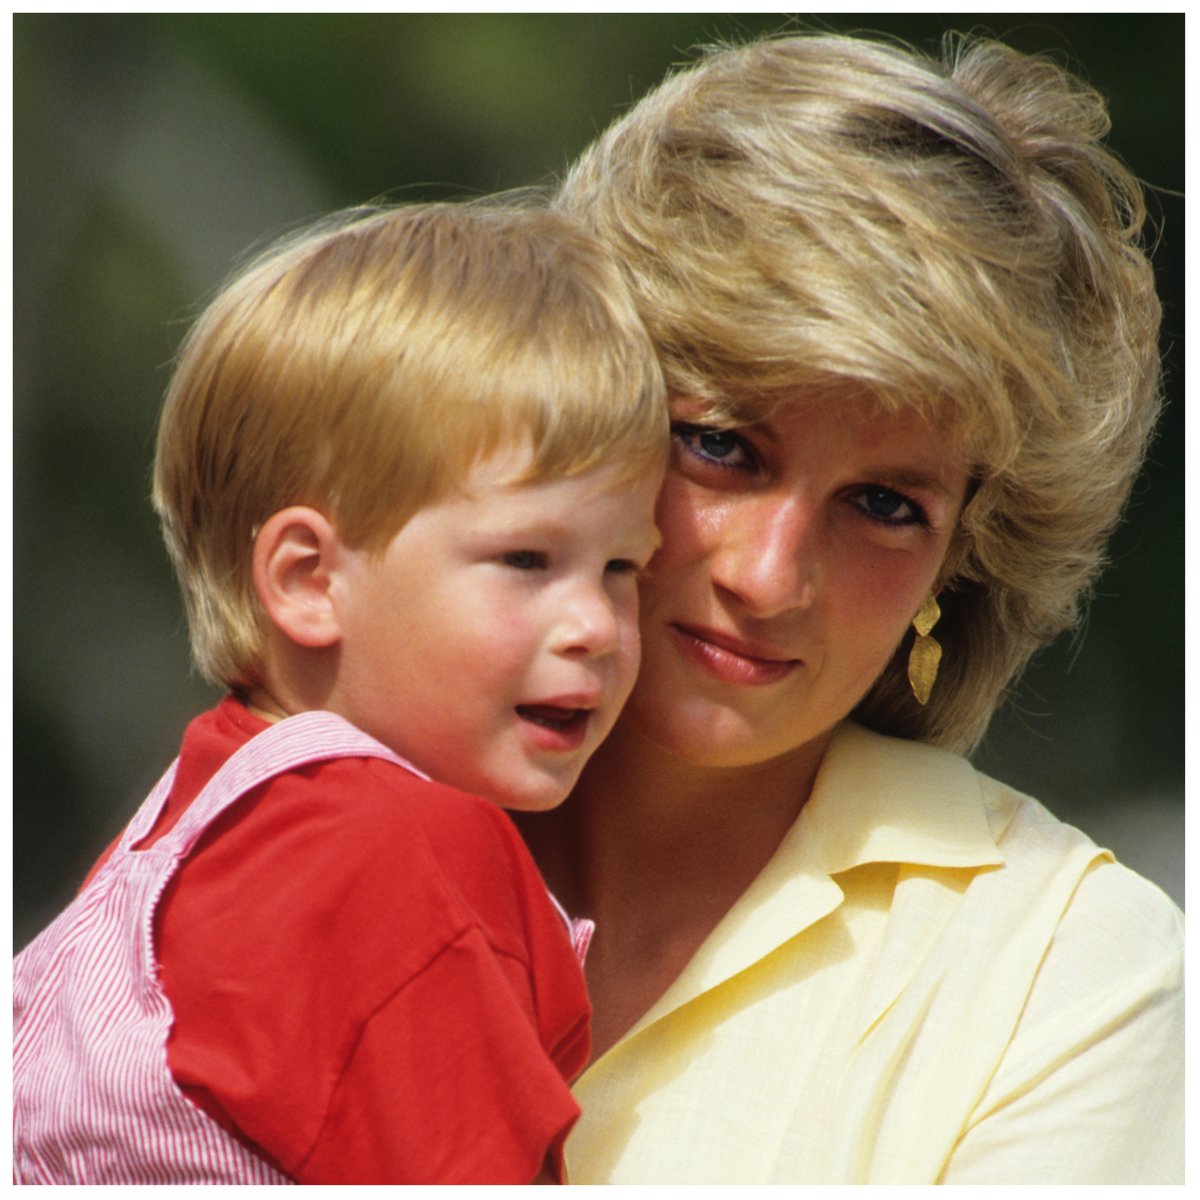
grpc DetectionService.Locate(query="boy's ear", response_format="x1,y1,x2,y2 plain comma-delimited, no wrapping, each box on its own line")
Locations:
252,507,345,649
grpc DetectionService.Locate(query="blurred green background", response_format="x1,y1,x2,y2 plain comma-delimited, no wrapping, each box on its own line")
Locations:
13,13,1184,946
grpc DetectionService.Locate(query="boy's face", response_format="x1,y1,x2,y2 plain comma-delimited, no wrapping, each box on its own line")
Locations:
328,444,663,810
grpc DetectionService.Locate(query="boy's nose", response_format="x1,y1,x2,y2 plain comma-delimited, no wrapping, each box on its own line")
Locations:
710,493,818,619
556,585,622,658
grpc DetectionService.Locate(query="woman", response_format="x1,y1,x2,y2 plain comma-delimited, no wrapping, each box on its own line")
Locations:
516,33,1183,1184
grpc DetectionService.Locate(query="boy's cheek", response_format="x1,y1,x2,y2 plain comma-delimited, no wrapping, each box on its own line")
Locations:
615,636,644,695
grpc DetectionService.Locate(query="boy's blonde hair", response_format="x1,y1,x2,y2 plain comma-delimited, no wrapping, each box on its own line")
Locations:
153,201,667,690
554,32,1162,752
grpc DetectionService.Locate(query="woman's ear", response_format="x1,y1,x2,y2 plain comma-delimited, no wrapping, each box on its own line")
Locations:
252,506,345,649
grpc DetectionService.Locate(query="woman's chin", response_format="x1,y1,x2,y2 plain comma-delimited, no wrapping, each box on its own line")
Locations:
617,691,822,771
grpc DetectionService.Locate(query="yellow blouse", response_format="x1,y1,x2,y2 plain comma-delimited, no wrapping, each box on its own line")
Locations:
567,723,1183,1184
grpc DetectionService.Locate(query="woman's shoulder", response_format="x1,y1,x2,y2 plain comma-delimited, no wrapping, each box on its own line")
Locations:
833,721,1183,942
966,763,1183,944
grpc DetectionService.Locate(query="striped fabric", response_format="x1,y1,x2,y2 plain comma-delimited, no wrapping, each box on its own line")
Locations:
548,893,596,965
13,711,427,1184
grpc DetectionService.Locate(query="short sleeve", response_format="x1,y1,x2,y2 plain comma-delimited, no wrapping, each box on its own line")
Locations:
294,927,581,1184
941,860,1184,1184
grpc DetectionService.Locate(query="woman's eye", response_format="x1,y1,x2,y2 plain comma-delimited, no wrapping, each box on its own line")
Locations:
672,422,754,470
851,487,928,527
501,550,548,570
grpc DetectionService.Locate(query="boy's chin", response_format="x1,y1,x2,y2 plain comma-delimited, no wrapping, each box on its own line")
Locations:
481,770,581,814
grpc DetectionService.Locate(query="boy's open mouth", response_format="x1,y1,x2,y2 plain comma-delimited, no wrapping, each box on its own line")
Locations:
515,704,589,733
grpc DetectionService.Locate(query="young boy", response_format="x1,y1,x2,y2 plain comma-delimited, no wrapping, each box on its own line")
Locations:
12,202,667,1184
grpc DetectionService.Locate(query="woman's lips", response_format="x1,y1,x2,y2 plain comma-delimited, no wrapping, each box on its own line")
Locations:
670,623,801,686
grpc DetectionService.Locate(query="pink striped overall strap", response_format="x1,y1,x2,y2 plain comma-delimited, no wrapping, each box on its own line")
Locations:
121,709,430,860
12,711,423,1185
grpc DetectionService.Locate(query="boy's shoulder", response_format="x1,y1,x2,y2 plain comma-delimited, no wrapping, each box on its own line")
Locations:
156,741,557,988
177,700,554,959
286,751,522,864
247,751,551,960
198,696,518,852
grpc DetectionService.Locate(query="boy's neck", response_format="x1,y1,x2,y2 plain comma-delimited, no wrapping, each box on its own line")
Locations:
242,686,290,725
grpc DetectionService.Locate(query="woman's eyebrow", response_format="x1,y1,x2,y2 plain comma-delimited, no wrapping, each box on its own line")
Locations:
863,467,960,498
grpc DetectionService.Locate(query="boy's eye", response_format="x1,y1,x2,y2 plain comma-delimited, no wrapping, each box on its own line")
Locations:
501,550,548,570
850,487,928,528
672,422,755,470
604,558,640,575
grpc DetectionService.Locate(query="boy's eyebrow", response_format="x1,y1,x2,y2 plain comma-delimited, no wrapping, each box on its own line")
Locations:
478,513,662,550
474,513,577,536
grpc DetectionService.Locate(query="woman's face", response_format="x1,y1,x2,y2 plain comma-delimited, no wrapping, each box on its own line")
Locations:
621,391,970,769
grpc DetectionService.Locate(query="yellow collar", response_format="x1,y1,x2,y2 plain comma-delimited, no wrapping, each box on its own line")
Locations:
608,723,1004,1052
797,722,1005,876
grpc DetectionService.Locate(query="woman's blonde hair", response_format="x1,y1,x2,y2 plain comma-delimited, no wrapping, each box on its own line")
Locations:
554,32,1163,752
153,200,667,690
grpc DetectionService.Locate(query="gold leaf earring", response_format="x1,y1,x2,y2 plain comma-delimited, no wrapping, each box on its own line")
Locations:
907,594,942,706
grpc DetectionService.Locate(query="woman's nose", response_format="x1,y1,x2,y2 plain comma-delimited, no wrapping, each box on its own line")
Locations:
710,493,818,618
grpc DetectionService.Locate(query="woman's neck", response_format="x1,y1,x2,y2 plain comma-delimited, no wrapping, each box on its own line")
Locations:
519,723,830,1059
